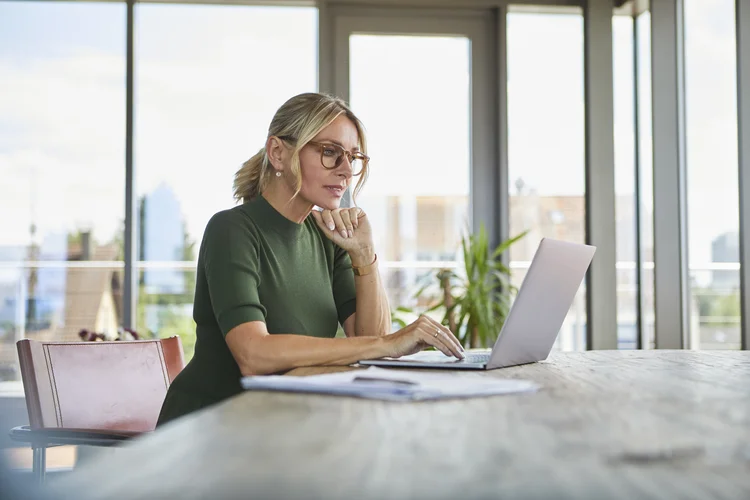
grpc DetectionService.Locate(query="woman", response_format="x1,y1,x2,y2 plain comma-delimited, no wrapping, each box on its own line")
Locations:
157,93,464,425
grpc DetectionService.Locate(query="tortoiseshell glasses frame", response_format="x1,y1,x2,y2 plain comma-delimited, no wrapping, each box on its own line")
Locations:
279,136,369,176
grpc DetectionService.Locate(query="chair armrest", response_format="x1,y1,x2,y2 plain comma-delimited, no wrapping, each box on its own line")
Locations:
9,425,144,448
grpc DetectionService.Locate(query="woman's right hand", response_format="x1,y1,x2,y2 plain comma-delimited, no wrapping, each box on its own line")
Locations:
383,315,465,360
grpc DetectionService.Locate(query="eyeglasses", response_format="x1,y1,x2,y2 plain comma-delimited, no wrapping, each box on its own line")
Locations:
279,136,369,176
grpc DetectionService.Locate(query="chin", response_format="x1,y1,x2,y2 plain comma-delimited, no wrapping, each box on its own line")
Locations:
316,199,342,211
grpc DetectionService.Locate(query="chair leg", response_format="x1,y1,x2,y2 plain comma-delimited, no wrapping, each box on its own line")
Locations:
32,447,46,485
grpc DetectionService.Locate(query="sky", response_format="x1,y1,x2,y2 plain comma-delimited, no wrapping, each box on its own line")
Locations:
0,0,742,268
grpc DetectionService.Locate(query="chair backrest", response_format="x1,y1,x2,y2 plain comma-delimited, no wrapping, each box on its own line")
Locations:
16,337,184,433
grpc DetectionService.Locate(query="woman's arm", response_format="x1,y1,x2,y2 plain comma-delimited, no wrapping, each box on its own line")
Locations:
226,315,463,376
204,209,464,378
227,321,384,376
312,208,390,338
346,248,391,337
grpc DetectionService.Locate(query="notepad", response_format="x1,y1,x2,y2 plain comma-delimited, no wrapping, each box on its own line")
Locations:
241,367,539,401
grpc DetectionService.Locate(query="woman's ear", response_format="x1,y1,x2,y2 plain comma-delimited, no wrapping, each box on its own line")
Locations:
266,136,287,170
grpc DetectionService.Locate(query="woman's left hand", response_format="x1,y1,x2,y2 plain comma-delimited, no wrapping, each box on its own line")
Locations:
311,207,374,255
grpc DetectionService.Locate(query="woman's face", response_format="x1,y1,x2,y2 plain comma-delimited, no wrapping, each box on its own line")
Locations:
295,115,360,210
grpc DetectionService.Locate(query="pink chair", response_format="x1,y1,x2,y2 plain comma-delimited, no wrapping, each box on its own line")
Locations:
9,337,184,483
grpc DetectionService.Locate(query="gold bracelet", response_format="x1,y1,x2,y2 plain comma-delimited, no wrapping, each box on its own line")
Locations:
352,254,378,277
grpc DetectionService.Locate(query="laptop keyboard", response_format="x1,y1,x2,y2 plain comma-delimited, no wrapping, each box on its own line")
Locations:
463,352,491,364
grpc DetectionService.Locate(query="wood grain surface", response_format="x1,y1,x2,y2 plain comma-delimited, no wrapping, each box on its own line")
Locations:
52,350,750,500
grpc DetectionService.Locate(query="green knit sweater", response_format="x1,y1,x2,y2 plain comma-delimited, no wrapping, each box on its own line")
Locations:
157,196,357,425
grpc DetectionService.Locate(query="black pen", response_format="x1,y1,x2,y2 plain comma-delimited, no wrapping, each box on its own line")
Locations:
352,376,418,386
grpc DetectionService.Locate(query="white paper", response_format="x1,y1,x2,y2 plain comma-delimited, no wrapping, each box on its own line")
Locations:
241,366,539,401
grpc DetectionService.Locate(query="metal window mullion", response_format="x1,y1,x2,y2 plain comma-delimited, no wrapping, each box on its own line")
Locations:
497,5,510,265
737,0,750,350
651,0,689,349
470,16,500,248
318,1,333,95
123,0,137,330
584,0,618,350
633,12,644,349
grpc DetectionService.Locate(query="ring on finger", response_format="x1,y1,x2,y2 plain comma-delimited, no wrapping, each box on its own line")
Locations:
434,329,439,338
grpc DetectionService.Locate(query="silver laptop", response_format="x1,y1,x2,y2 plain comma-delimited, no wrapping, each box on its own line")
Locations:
359,238,596,370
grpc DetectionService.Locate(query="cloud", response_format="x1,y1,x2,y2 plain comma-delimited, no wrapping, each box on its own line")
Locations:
0,2,742,265
0,6,318,246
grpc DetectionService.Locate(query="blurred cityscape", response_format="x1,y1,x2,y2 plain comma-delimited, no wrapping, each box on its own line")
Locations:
0,1,742,384
0,181,741,381
0,184,196,379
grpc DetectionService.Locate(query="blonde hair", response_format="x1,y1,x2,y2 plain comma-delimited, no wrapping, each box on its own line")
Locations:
233,93,369,204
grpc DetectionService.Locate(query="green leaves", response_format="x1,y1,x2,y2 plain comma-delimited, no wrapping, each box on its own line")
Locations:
404,225,527,348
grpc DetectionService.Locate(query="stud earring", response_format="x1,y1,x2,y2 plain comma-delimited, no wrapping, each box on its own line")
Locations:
276,171,282,177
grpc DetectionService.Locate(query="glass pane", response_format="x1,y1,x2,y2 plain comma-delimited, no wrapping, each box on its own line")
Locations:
507,11,586,351
636,12,655,349
613,15,637,349
137,268,196,360
684,0,740,349
134,4,317,359
0,1,125,381
349,35,470,316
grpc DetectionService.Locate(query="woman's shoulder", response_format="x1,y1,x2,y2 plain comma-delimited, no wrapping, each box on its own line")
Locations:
208,203,258,226
204,205,262,241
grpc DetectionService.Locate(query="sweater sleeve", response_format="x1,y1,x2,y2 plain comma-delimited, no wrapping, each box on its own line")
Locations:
202,210,267,336
332,244,357,325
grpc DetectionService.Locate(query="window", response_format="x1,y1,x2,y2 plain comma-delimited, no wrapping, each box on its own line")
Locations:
134,4,317,360
0,1,125,381
613,14,637,349
636,11,655,348
507,9,586,351
684,0,740,349
348,34,471,314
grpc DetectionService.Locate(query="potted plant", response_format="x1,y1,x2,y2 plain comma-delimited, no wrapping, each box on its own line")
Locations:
407,225,527,349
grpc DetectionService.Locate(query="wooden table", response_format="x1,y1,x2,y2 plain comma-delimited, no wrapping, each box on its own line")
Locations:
53,351,750,499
